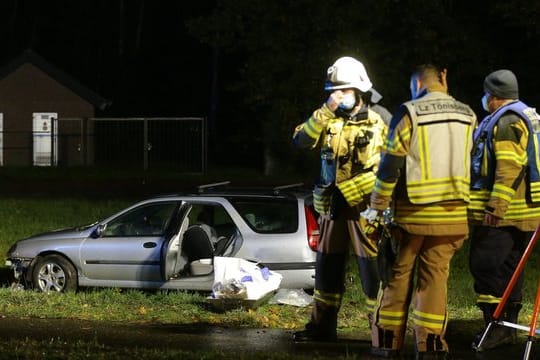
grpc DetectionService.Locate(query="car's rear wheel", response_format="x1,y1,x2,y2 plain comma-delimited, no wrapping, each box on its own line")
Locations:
32,254,77,292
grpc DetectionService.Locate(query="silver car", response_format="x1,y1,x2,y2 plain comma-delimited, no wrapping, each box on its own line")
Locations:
5,183,319,293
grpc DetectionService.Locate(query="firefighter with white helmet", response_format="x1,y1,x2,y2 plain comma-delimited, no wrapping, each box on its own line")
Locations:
325,56,374,92
292,56,388,341
325,57,392,124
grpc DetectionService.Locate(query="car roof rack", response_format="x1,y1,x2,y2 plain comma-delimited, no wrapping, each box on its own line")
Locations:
197,181,231,193
193,181,308,197
272,183,305,195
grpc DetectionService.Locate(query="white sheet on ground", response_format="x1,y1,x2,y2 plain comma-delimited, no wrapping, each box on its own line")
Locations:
212,257,282,300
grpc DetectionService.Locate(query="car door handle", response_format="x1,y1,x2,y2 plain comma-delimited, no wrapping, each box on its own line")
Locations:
143,242,157,248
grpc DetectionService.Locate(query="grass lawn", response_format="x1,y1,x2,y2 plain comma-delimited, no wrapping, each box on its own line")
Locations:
0,194,539,358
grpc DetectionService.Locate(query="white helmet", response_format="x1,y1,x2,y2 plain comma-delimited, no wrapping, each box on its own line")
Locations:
324,56,373,92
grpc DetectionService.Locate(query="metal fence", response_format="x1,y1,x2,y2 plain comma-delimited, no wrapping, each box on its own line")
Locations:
2,117,206,172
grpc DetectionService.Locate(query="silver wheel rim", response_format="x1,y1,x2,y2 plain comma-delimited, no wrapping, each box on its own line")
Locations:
37,262,66,292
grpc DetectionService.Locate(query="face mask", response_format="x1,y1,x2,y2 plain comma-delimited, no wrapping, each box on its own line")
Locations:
339,93,356,110
481,94,490,112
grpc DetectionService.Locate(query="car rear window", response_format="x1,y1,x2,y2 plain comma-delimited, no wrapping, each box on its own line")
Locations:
229,197,299,234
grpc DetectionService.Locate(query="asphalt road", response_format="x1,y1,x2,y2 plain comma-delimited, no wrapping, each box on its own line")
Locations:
0,315,535,359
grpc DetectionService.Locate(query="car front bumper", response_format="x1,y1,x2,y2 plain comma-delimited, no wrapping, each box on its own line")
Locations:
5,257,32,283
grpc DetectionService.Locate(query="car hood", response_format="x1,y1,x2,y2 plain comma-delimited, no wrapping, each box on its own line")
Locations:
24,223,97,241
8,224,98,258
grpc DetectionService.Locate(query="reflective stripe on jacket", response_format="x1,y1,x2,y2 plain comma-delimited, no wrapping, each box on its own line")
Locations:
469,100,540,228
293,105,387,213
371,87,476,234
402,92,475,204
471,100,540,202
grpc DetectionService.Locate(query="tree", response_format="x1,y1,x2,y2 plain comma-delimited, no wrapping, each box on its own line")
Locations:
188,0,540,174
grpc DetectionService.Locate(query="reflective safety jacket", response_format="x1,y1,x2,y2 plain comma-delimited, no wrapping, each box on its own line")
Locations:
469,100,540,229
293,103,387,214
402,92,475,204
371,89,476,235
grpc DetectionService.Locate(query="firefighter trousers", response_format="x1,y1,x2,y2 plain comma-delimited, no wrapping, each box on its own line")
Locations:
469,225,529,305
308,205,379,335
371,227,465,353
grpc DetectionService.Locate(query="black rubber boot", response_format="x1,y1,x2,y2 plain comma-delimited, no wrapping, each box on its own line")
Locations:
293,323,337,342
293,328,337,342
294,252,345,342
371,328,400,358
293,305,338,342
415,334,449,359
472,302,520,351
414,332,449,360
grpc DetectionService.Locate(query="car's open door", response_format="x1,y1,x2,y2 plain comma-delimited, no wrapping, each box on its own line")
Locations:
162,202,191,280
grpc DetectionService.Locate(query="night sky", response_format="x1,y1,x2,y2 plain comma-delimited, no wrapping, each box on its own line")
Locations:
0,1,216,118
2,2,540,117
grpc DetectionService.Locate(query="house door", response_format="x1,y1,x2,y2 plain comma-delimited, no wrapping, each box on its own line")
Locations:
33,113,58,166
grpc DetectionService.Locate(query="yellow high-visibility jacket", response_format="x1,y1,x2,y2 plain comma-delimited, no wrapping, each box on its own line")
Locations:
371,88,476,235
468,104,540,231
293,103,387,214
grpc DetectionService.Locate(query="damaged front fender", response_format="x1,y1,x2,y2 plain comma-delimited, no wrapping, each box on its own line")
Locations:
5,258,33,289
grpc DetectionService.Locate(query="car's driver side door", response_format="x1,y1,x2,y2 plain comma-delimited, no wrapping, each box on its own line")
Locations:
80,201,180,282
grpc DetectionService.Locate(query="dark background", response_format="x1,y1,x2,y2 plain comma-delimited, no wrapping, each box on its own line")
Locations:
1,0,539,175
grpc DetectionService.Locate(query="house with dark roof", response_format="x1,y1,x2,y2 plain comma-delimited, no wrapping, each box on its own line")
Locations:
0,50,110,166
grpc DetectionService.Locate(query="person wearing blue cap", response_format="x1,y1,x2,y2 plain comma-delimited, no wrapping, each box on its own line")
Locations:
469,69,540,351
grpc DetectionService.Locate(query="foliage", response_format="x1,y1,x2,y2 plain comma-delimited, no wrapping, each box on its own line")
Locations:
186,0,540,173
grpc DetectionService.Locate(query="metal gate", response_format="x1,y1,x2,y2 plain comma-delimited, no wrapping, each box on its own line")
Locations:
48,117,206,172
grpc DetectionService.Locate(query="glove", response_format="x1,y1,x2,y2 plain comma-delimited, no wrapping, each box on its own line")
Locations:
360,207,380,223
361,206,383,243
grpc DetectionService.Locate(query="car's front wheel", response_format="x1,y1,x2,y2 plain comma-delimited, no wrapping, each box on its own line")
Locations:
32,254,77,292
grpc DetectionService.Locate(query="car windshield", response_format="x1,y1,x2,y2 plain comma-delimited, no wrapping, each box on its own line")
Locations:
229,197,298,233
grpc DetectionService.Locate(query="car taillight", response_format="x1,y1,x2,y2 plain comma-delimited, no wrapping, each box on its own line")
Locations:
305,205,319,252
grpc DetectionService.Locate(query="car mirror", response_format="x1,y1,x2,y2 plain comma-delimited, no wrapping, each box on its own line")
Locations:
93,224,107,238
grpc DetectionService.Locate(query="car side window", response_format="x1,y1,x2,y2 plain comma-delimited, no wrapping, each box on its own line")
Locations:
230,198,298,233
187,203,236,239
102,202,178,237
